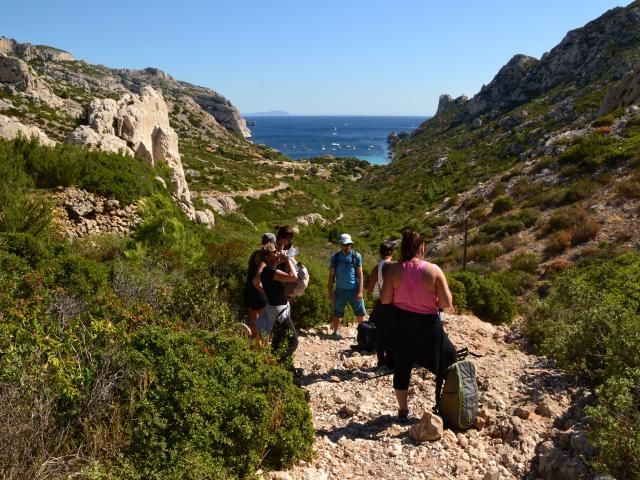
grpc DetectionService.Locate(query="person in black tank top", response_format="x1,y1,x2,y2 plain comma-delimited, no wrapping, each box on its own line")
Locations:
256,247,300,360
242,233,276,337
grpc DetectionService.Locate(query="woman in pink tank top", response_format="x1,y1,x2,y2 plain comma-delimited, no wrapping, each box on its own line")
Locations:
380,228,455,420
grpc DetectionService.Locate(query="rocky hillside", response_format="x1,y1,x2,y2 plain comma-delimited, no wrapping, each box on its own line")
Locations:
352,1,640,273
0,36,363,235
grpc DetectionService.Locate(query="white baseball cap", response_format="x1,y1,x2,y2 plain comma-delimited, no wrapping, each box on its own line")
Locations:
339,233,353,245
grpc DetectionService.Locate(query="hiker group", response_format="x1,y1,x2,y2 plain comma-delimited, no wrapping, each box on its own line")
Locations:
242,227,477,426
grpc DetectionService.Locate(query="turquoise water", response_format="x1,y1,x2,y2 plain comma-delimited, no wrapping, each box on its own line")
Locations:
245,115,427,165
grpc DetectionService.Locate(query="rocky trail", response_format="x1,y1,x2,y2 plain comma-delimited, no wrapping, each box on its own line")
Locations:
269,315,601,480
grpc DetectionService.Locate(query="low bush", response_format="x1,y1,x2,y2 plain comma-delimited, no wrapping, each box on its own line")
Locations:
491,269,537,296
586,369,640,479
466,243,503,264
291,257,333,329
510,252,540,274
492,195,514,214
117,326,314,479
615,176,640,199
523,252,640,384
449,271,516,324
546,230,572,254
445,274,466,313
571,219,601,245
592,114,615,127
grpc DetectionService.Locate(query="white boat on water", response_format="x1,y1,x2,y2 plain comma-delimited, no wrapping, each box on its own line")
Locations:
331,142,340,147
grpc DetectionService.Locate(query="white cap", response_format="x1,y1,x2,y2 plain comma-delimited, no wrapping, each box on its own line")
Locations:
339,233,353,245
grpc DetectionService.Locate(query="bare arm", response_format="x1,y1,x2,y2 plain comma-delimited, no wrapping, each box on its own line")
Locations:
353,265,363,300
252,260,267,293
434,266,453,312
328,266,336,301
273,256,298,283
367,266,378,296
380,263,399,305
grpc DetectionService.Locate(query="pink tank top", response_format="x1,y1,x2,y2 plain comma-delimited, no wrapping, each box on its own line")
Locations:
393,260,439,314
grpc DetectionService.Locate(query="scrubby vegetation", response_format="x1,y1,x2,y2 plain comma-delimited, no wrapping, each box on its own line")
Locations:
0,142,314,479
524,252,640,478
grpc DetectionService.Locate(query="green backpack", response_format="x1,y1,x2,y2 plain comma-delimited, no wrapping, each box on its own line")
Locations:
438,349,478,430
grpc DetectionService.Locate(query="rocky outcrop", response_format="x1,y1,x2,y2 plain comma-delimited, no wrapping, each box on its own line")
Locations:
464,55,538,118
53,188,140,238
117,67,251,137
68,86,214,226
436,94,469,116
599,69,640,115
67,125,132,155
0,37,75,62
0,114,56,147
0,54,62,107
460,2,640,119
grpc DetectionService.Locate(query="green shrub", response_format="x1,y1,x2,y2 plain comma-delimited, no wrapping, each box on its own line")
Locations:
523,252,640,384
170,272,234,331
449,271,516,324
586,369,640,479
119,326,314,479
510,252,540,274
592,114,615,127
0,141,51,236
477,216,525,242
445,274,466,313
492,195,513,214
491,269,536,296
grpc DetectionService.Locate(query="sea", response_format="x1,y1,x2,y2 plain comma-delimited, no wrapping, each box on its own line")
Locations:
244,116,427,165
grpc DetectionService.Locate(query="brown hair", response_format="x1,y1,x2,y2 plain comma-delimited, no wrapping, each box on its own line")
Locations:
400,228,424,261
379,242,394,258
276,225,295,250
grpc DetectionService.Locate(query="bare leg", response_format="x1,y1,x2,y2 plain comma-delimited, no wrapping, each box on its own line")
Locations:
395,389,409,411
332,316,342,334
248,308,264,346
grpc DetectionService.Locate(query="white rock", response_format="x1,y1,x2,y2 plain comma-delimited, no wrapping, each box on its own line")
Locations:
0,113,56,147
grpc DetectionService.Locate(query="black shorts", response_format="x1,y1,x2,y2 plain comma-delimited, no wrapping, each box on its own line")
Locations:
243,284,267,310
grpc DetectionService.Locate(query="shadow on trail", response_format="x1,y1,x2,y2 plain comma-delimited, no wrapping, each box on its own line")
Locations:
299,363,392,387
316,414,419,442
514,357,580,406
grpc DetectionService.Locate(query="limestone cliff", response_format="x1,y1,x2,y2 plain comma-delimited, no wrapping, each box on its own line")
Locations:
68,86,215,226
434,2,640,122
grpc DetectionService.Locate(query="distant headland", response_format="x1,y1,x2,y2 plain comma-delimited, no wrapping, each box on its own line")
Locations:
245,111,291,116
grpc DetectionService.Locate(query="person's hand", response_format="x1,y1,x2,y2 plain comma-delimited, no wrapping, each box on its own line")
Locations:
355,291,363,301
328,292,335,302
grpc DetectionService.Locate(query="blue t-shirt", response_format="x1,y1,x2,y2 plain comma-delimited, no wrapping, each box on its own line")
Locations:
331,250,362,290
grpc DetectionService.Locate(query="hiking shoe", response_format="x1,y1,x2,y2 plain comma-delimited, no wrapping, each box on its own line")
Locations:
398,408,409,419
331,331,342,339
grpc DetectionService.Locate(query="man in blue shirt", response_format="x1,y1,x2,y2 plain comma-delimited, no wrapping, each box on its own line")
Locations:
328,233,365,337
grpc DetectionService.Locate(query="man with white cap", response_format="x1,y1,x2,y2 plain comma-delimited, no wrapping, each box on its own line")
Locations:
328,233,366,337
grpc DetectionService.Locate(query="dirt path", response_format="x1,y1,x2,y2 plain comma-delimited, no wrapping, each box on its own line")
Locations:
199,182,289,199
267,315,597,480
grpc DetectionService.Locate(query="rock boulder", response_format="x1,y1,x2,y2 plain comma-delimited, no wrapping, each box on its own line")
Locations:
0,114,56,147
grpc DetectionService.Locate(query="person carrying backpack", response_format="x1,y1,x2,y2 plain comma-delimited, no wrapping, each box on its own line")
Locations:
256,243,299,360
242,232,277,337
380,228,457,420
366,241,395,367
328,233,365,337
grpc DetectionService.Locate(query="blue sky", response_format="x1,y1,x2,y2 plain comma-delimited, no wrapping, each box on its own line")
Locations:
1,1,629,115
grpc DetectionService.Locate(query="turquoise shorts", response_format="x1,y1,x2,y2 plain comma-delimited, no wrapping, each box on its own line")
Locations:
333,288,366,317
